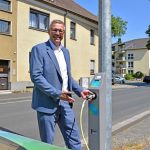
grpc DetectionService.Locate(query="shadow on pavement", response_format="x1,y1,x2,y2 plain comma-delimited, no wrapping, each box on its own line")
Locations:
0,127,23,136
125,81,150,87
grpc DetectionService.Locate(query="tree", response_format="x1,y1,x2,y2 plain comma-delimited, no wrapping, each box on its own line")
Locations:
145,25,150,50
145,25,150,36
112,15,127,38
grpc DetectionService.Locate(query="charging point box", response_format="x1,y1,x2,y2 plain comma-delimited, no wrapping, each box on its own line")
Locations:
88,73,106,150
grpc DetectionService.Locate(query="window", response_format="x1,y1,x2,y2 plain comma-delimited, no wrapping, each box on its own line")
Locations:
90,60,95,75
128,53,134,60
128,70,134,74
70,22,76,39
112,46,115,51
29,9,49,31
118,43,125,51
0,0,11,12
0,20,10,34
90,29,95,45
128,61,133,68
112,62,115,67
112,54,115,59
0,60,9,73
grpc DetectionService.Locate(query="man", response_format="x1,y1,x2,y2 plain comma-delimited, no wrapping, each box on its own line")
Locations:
30,20,91,150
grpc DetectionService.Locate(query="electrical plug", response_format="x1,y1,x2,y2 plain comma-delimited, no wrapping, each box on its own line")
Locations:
86,92,96,101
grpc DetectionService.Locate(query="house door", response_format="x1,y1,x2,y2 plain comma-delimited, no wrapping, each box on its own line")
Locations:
0,60,9,90
0,77,8,90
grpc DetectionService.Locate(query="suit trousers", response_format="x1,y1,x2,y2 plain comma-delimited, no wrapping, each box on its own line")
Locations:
37,101,82,150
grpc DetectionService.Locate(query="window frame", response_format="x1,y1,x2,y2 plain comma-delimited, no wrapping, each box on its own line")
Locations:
90,29,95,45
112,46,115,51
128,53,134,60
29,9,49,32
90,60,95,75
0,19,11,35
0,0,11,12
128,70,134,74
128,61,134,68
70,21,76,40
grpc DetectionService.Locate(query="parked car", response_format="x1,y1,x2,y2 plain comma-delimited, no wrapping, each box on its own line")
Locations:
0,130,68,150
143,76,150,83
112,75,126,84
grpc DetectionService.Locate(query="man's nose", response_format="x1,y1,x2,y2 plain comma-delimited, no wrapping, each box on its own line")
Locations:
55,30,60,34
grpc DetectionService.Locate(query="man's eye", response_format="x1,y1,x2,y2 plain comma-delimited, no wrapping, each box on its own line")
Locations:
52,29,64,33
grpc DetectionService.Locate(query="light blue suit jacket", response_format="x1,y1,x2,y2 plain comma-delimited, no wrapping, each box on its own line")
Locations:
30,40,83,114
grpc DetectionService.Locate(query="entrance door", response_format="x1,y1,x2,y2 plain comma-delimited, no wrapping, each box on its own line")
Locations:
0,77,8,90
0,60,9,90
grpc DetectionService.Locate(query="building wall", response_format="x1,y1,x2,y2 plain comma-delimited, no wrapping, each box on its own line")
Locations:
17,0,98,84
65,15,98,80
17,0,65,82
0,0,17,83
126,49,149,75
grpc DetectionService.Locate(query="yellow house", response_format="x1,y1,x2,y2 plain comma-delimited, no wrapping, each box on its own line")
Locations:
0,0,17,90
0,0,98,90
112,38,150,77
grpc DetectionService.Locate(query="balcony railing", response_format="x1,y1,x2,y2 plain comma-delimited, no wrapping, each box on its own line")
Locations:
116,65,126,68
116,57,126,61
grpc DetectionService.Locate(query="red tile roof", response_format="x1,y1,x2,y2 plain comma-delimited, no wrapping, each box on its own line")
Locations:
38,0,98,23
113,38,149,50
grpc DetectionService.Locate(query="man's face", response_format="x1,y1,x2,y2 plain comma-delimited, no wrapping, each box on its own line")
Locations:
49,23,65,47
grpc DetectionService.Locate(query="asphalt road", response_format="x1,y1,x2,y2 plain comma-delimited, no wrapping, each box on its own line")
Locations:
112,85,150,124
0,84,150,147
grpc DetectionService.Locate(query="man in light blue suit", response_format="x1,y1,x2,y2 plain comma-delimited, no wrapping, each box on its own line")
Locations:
30,20,91,150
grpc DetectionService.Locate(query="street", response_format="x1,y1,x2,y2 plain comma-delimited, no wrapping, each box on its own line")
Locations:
0,84,150,147
112,85,150,124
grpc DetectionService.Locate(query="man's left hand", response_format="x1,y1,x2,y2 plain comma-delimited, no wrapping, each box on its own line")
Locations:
80,89,93,99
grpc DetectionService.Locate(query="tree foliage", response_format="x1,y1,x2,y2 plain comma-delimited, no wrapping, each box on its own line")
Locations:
145,25,150,37
145,25,150,50
112,15,127,38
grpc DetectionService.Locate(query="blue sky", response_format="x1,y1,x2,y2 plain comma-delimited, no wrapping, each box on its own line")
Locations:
75,0,150,43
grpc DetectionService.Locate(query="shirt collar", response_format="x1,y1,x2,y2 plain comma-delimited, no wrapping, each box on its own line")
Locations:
49,40,62,51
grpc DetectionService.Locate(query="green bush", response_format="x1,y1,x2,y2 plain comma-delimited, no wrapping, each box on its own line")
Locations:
134,71,144,79
124,74,135,80
125,71,144,80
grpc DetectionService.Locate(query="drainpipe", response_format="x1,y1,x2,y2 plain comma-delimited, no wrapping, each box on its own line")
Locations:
64,11,68,48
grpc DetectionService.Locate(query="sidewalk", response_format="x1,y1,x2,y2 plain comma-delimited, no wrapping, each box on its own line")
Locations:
112,81,143,89
112,115,150,150
0,90,12,95
82,114,150,150
112,82,150,149
0,81,144,95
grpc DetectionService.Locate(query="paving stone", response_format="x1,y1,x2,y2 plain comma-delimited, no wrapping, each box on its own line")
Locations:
112,116,150,149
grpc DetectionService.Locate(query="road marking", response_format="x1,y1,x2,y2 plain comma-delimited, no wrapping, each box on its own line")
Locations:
0,96,31,101
112,109,150,134
0,99,31,105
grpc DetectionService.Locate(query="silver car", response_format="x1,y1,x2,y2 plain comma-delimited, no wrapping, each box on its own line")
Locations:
113,75,126,84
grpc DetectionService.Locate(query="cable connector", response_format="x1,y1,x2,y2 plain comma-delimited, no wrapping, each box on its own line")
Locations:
86,92,96,101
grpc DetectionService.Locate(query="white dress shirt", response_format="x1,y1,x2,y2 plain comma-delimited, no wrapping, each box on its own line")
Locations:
54,47,68,91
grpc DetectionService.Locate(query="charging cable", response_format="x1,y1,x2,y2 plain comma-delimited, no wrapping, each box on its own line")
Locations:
80,99,90,150
80,93,96,150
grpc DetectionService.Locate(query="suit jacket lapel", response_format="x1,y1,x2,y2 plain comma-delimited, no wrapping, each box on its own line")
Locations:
45,41,62,78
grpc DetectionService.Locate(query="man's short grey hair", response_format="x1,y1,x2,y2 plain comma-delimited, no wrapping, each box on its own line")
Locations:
49,20,65,30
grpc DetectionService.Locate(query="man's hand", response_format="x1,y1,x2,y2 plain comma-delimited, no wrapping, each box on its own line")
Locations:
60,91,75,103
81,89,94,101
